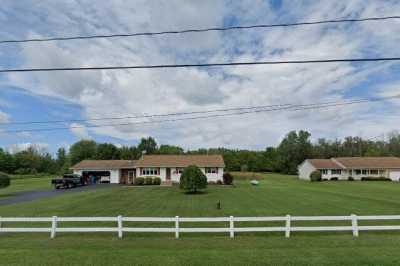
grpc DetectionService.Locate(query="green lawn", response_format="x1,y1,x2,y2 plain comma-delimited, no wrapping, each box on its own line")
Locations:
0,175,53,199
1,173,400,265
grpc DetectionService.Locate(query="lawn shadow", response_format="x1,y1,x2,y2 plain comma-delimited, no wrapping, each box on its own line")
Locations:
183,190,209,195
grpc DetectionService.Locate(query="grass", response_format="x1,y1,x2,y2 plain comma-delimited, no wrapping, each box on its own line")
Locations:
0,175,53,199
1,173,400,265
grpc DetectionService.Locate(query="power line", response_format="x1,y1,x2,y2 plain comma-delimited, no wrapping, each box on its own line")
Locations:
1,57,400,73
2,96,397,134
1,16,399,44
2,95,398,126
1,98,378,126
0,103,295,126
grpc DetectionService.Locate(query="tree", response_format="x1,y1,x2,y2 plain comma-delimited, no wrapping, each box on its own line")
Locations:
276,130,312,174
0,148,15,173
96,143,120,160
138,137,158,154
157,145,184,154
180,165,207,193
119,146,140,160
56,148,67,168
69,140,97,165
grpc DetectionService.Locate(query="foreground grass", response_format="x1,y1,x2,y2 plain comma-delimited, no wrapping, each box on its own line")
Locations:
1,173,400,265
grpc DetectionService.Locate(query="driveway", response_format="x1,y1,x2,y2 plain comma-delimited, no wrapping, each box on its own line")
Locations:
0,184,116,206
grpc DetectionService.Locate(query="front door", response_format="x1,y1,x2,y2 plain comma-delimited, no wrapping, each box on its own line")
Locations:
166,168,171,181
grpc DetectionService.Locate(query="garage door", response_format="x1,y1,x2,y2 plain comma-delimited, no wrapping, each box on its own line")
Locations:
389,171,400,181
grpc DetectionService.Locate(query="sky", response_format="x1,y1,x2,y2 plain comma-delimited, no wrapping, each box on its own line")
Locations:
0,0,400,154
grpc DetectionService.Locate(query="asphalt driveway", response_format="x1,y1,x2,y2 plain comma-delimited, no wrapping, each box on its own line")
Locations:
0,184,115,206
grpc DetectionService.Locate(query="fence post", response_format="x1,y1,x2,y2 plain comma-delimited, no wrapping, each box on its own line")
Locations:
175,216,179,239
229,216,234,239
351,214,359,237
51,216,58,239
117,215,123,239
285,215,291,238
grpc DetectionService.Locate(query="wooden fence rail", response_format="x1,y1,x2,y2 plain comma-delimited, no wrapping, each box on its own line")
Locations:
1,214,400,239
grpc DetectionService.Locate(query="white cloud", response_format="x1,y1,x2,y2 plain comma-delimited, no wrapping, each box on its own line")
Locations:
8,142,49,154
69,123,90,139
3,0,400,149
0,111,9,123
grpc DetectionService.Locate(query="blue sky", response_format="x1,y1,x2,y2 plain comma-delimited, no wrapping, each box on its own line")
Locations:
0,0,400,154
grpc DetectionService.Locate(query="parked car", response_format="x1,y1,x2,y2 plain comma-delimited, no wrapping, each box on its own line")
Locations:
51,174,86,189
100,176,110,183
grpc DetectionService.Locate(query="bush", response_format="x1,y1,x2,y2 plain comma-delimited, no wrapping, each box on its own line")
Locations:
217,180,223,185
348,176,354,181
223,172,234,185
134,177,145,185
144,177,153,185
361,177,391,181
330,177,339,181
0,172,10,189
153,177,161,185
180,165,207,193
310,171,322,182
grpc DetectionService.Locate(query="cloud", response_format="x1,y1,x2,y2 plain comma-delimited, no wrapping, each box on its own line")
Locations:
2,1,400,149
0,111,9,123
69,123,90,139
8,142,49,154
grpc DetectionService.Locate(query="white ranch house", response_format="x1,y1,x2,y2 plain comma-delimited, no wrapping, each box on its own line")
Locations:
298,157,400,181
71,155,225,184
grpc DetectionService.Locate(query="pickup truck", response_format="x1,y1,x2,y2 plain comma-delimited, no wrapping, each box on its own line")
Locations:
51,174,86,189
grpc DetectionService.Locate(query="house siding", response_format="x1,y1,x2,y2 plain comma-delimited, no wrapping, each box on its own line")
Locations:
136,167,224,183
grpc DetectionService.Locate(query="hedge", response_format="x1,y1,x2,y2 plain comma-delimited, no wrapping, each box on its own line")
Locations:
0,172,10,188
310,171,322,182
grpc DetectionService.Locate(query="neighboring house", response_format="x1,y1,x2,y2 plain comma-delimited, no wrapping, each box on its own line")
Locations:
71,155,225,184
298,157,400,181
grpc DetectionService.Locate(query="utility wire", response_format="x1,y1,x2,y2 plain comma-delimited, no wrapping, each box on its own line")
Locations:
2,95,398,126
1,57,400,73
2,96,397,134
0,103,294,126
1,16,399,44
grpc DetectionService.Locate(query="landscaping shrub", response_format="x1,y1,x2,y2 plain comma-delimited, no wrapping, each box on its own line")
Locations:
348,176,354,181
310,171,322,182
223,172,234,185
361,177,391,181
153,177,161,185
180,165,207,193
134,177,145,185
144,177,153,185
330,177,339,181
0,172,10,189
216,180,223,185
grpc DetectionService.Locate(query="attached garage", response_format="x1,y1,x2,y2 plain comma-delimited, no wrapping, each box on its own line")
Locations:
71,160,137,184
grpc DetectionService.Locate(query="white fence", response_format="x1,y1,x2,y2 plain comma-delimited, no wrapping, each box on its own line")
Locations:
1,214,400,239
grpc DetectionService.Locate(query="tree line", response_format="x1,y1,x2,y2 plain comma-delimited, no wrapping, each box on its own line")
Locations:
1,131,400,175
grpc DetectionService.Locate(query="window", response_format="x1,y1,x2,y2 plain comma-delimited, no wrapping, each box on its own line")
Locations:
205,167,217,174
355,169,361,175
379,170,386,175
174,168,184,174
370,169,379,175
320,169,328,175
362,169,367,175
331,169,342,175
128,171,135,178
141,168,159,176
